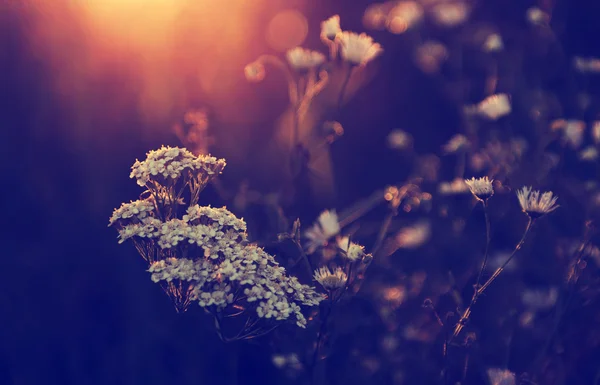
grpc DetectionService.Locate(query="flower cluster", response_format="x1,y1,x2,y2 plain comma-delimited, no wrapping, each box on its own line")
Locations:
130,146,226,187
110,147,323,330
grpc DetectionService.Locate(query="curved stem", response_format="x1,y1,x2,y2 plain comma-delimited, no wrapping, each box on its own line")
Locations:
474,200,491,291
451,217,534,340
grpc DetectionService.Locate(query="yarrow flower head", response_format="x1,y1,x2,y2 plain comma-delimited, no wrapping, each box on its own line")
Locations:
129,146,226,188
313,266,348,291
517,186,559,218
320,15,342,42
465,176,494,202
286,47,326,72
336,32,383,67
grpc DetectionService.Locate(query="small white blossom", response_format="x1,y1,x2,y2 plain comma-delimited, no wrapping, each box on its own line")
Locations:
336,32,383,67
286,47,326,71
414,40,448,74
387,129,413,150
483,33,503,53
442,134,470,153
465,176,494,201
430,2,469,27
313,266,347,290
579,146,598,161
516,186,559,218
386,1,423,34
109,199,155,226
305,210,341,253
526,7,549,26
337,237,367,261
477,94,511,120
320,15,342,42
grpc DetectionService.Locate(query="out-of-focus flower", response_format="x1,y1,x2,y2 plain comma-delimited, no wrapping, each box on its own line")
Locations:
336,32,383,66
592,121,600,144
244,61,266,82
286,47,326,71
438,178,470,195
487,368,516,385
573,57,600,73
579,146,598,161
337,236,367,261
465,176,494,202
521,286,558,311
414,40,448,74
517,186,559,218
320,15,342,42
483,33,503,52
476,93,511,120
363,2,396,30
442,134,470,153
305,210,341,253
395,221,431,249
387,1,424,34
387,129,413,150
314,266,348,290
429,2,469,27
557,119,585,149
526,7,550,26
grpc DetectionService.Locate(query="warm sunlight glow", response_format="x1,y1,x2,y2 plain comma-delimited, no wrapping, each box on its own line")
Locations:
266,10,308,52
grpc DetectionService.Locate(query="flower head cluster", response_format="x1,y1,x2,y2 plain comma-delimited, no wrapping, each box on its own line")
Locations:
465,176,494,202
320,15,342,42
109,199,156,226
517,186,559,218
130,146,226,187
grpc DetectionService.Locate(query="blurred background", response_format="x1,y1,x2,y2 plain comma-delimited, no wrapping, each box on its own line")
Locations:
3,0,600,384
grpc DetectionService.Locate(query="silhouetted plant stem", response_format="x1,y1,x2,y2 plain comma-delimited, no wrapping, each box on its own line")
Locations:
474,200,491,293
337,66,353,111
451,217,534,340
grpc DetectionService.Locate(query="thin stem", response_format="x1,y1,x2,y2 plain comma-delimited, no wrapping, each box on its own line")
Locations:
474,200,491,291
451,217,534,340
337,66,353,111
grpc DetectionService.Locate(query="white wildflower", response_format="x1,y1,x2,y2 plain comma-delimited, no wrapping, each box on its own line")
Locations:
487,368,516,385
109,199,155,226
313,266,347,290
442,134,470,153
483,33,503,53
387,129,413,150
414,40,448,74
286,47,326,71
562,120,585,149
516,186,559,218
477,93,511,120
438,178,470,195
305,210,341,253
579,146,598,161
336,32,383,67
386,1,423,34
337,237,367,261
321,15,342,42
430,2,469,27
526,7,549,26
465,176,494,201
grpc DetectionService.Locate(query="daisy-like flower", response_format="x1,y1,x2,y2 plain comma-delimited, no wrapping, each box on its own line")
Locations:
336,32,383,67
465,176,494,202
337,237,367,261
313,266,347,290
305,210,341,253
320,15,342,42
516,186,559,218
244,61,266,82
286,47,326,72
